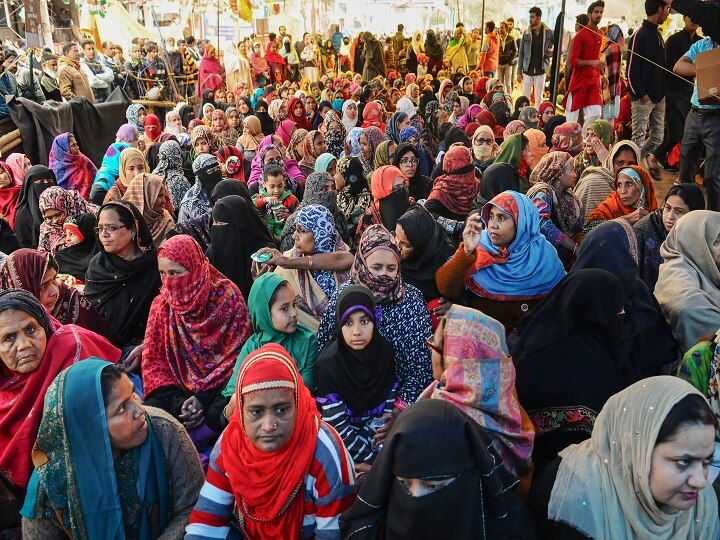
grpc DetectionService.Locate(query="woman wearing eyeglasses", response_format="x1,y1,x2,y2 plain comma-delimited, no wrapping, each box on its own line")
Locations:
392,142,432,201
84,201,161,348
470,125,500,175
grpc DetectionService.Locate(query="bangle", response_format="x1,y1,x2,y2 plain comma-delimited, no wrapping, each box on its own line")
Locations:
222,405,231,420
308,255,313,269
572,244,578,256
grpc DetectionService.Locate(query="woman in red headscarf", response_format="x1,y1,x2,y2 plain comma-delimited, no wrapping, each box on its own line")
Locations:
287,96,311,130
356,165,410,239
0,160,21,228
426,145,480,221
185,343,356,539
360,101,386,132
141,114,162,148
142,234,252,450
197,44,224,98
264,40,287,84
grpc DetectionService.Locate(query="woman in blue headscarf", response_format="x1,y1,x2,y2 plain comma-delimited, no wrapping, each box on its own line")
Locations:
21,359,204,539
385,111,409,145
437,190,565,332
399,125,431,177
91,141,129,205
345,127,364,158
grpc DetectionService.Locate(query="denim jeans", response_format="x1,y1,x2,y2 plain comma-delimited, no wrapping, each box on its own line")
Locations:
679,107,720,210
498,64,513,93
631,98,666,159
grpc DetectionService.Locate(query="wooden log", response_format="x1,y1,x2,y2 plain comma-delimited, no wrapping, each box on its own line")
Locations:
0,129,21,149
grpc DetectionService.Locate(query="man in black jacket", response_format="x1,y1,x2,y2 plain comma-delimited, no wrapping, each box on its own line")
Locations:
670,0,720,44
627,0,670,169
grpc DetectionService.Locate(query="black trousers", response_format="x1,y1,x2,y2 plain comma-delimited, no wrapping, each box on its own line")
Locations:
653,89,691,163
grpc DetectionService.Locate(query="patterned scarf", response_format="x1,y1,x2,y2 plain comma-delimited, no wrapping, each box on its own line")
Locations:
352,224,405,304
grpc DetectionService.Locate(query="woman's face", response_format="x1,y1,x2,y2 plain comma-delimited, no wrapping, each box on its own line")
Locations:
43,208,64,222
263,148,282,164
124,157,146,180
326,159,337,177
0,308,48,374
39,266,60,311
438,110,450,125
346,102,358,119
463,79,473,92
341,310,374,351
396,475,456,497
359,135,371,160
292,222,315,255
215,91,226,103
394,223,414,260
313,133,328,156
212,116,225,130
105,374,148,457
649,423,714,512
662,195,691,233
305,97,316,112
559,160,577,190
0,170,12,188
243,387,296,452
168,115,182,128
585,130,600,156
270,284,299,333
397,116,411,131
411,87,419,99
398,150,418,179
452,102,462,116
239,101,250,113
616,174,641,207
68,136,80,155
64,228,81,246
158,257,190,278
353,73,362,84
612,149,638,177
487,207,516,247
228,111,240,128
97,207,135,259
541,107,555,124
293,101,304,117
194,138,210,155
137,108,147,123
365,248,398,279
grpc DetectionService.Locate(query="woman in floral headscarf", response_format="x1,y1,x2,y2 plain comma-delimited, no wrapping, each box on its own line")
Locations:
360,101,386,131
550,121,584,156
573,119,616,177
37,186,97,253
336,156,372,237
358,126,385,176
152,140,191,213
298,130,327,178
210,109,239,146
322,110,347,159
48,133,97,200
121,173,176,248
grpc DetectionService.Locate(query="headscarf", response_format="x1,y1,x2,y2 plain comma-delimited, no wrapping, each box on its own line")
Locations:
111,147,149,197
396,96,417,117
163,110,184,136
121,173,175,247
488,101,511,127
342,100,359,132
542,114,566,147
495,133,529,182
315,284,397,414
456,103,482,130
466,191,566,300
287,96,310,130
190,124,221,154
385,112,408,144
340,399,523,540
314,152,336,173
361,101,384,129
471,125,499,162
373,140,395,169
142,234,251,396
21,359,167,538
338,155,368,197
427,305,535,474
322,111,347,158
478,163,519,206
287,128,308,162
0,160,20,229
537,101,554,128
14,165,57,248
275,119,297,148
574,119,616,175
239,115,263,151
0,290,120,490
360,126,385,173
586,165,658,223
152,140,191,212
370,165,409,232
524,128,549,168
48,133,97,199
254,99,276,136
53,213,97,280
267,98,285,122
549,377,718,540
346,127,364,157
428,145,479,216
298,130,323,172
352,224,405,304
143,114,162,143
218,343,321,540
93,142,129,194
5,153,26,184
550,121,584,156
37,186,96,252
206,195,273,300
396,204,453,299
518,106,538,129
126,103,146,133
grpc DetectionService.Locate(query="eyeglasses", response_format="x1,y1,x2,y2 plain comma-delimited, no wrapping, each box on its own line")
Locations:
95,224,127,235
474,138,494,145
399,157,419,166
426,335,443,355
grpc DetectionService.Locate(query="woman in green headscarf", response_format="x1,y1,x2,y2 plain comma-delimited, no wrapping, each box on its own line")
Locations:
573,119,616,177
21,359,204,539
373,140,397,170
494,132,533,193
222,272,318,397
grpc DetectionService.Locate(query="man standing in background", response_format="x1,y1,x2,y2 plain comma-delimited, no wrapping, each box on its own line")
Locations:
507,17,522,87
518,7,554,107
478,22,499,77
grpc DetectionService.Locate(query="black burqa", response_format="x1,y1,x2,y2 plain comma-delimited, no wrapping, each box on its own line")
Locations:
206,195,274,301
340,399,535,540
474,162,520,209
393,143,432,201
507,269,626,471
396,204,454,299
54,212,98,281
315,285,397,415
570,220,680,381
253,100,275,136
84,201,161,346
14,165,57,248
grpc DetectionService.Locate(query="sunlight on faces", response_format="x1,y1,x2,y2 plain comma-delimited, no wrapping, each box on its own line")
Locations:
263,173,286,198
105,374,147,458
365,249,398,279
616,174,641,208
341,310,374,351
97,207,134,258
243,388,296,452
662,195,690,233
649,423,714,512
292,222,315,255
270,284,298,333
158,257,190,278
487,206,516,247
0,309,47,374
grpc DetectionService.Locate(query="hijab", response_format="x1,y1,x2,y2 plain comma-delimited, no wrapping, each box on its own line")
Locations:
206,195,273,300
0,161,21,229
190,124,221,155
353,224,406,305
254,99,276,136
323,110,347,159
396,204,454,298
14,165,56,248
54,212,98,280
361,101,384,129
466,191,566,300
574,119,616,175
121,173,175,248
360,126,385,174
239,115,263,151
524,128,549,169
518,106,538,128
373,140,395,169
370,165,409,232
549,377,719,540
550,121,583,156
126,103,146,133
4,153,26,184
392,143,432,201
542,114,566,147
37,186,96,253
342,99,359,132
48,133,97,199
471,125,499,162
143,114,162,143
503,120,526,140
586,165,658,223
152,140,191,212
142,234,251,396
429,145,479,216
218,344,320,540
315,285,397,414
275,118,297,148
478,163,519,206
117,147,149,188
385,112,408,144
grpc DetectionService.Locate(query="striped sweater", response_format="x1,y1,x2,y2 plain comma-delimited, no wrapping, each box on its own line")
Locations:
185,422,356,540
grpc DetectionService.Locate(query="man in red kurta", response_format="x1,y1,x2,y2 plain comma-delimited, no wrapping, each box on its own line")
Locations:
565,1,605,130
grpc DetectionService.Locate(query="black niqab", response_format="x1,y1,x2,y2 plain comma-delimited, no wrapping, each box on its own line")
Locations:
54,212,98,281
14,165,56,248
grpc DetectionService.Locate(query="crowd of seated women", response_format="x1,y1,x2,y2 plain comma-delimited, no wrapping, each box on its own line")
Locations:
1,74,720,540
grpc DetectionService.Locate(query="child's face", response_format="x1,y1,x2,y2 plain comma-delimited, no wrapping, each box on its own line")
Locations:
270,284,298,333
64,228,82,246
263,174,286,198
341,310,374,351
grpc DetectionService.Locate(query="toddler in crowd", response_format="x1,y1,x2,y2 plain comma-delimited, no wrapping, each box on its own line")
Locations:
252,164,299,236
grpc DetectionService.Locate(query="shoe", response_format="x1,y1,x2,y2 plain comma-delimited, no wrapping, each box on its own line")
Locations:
644,154,662,181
